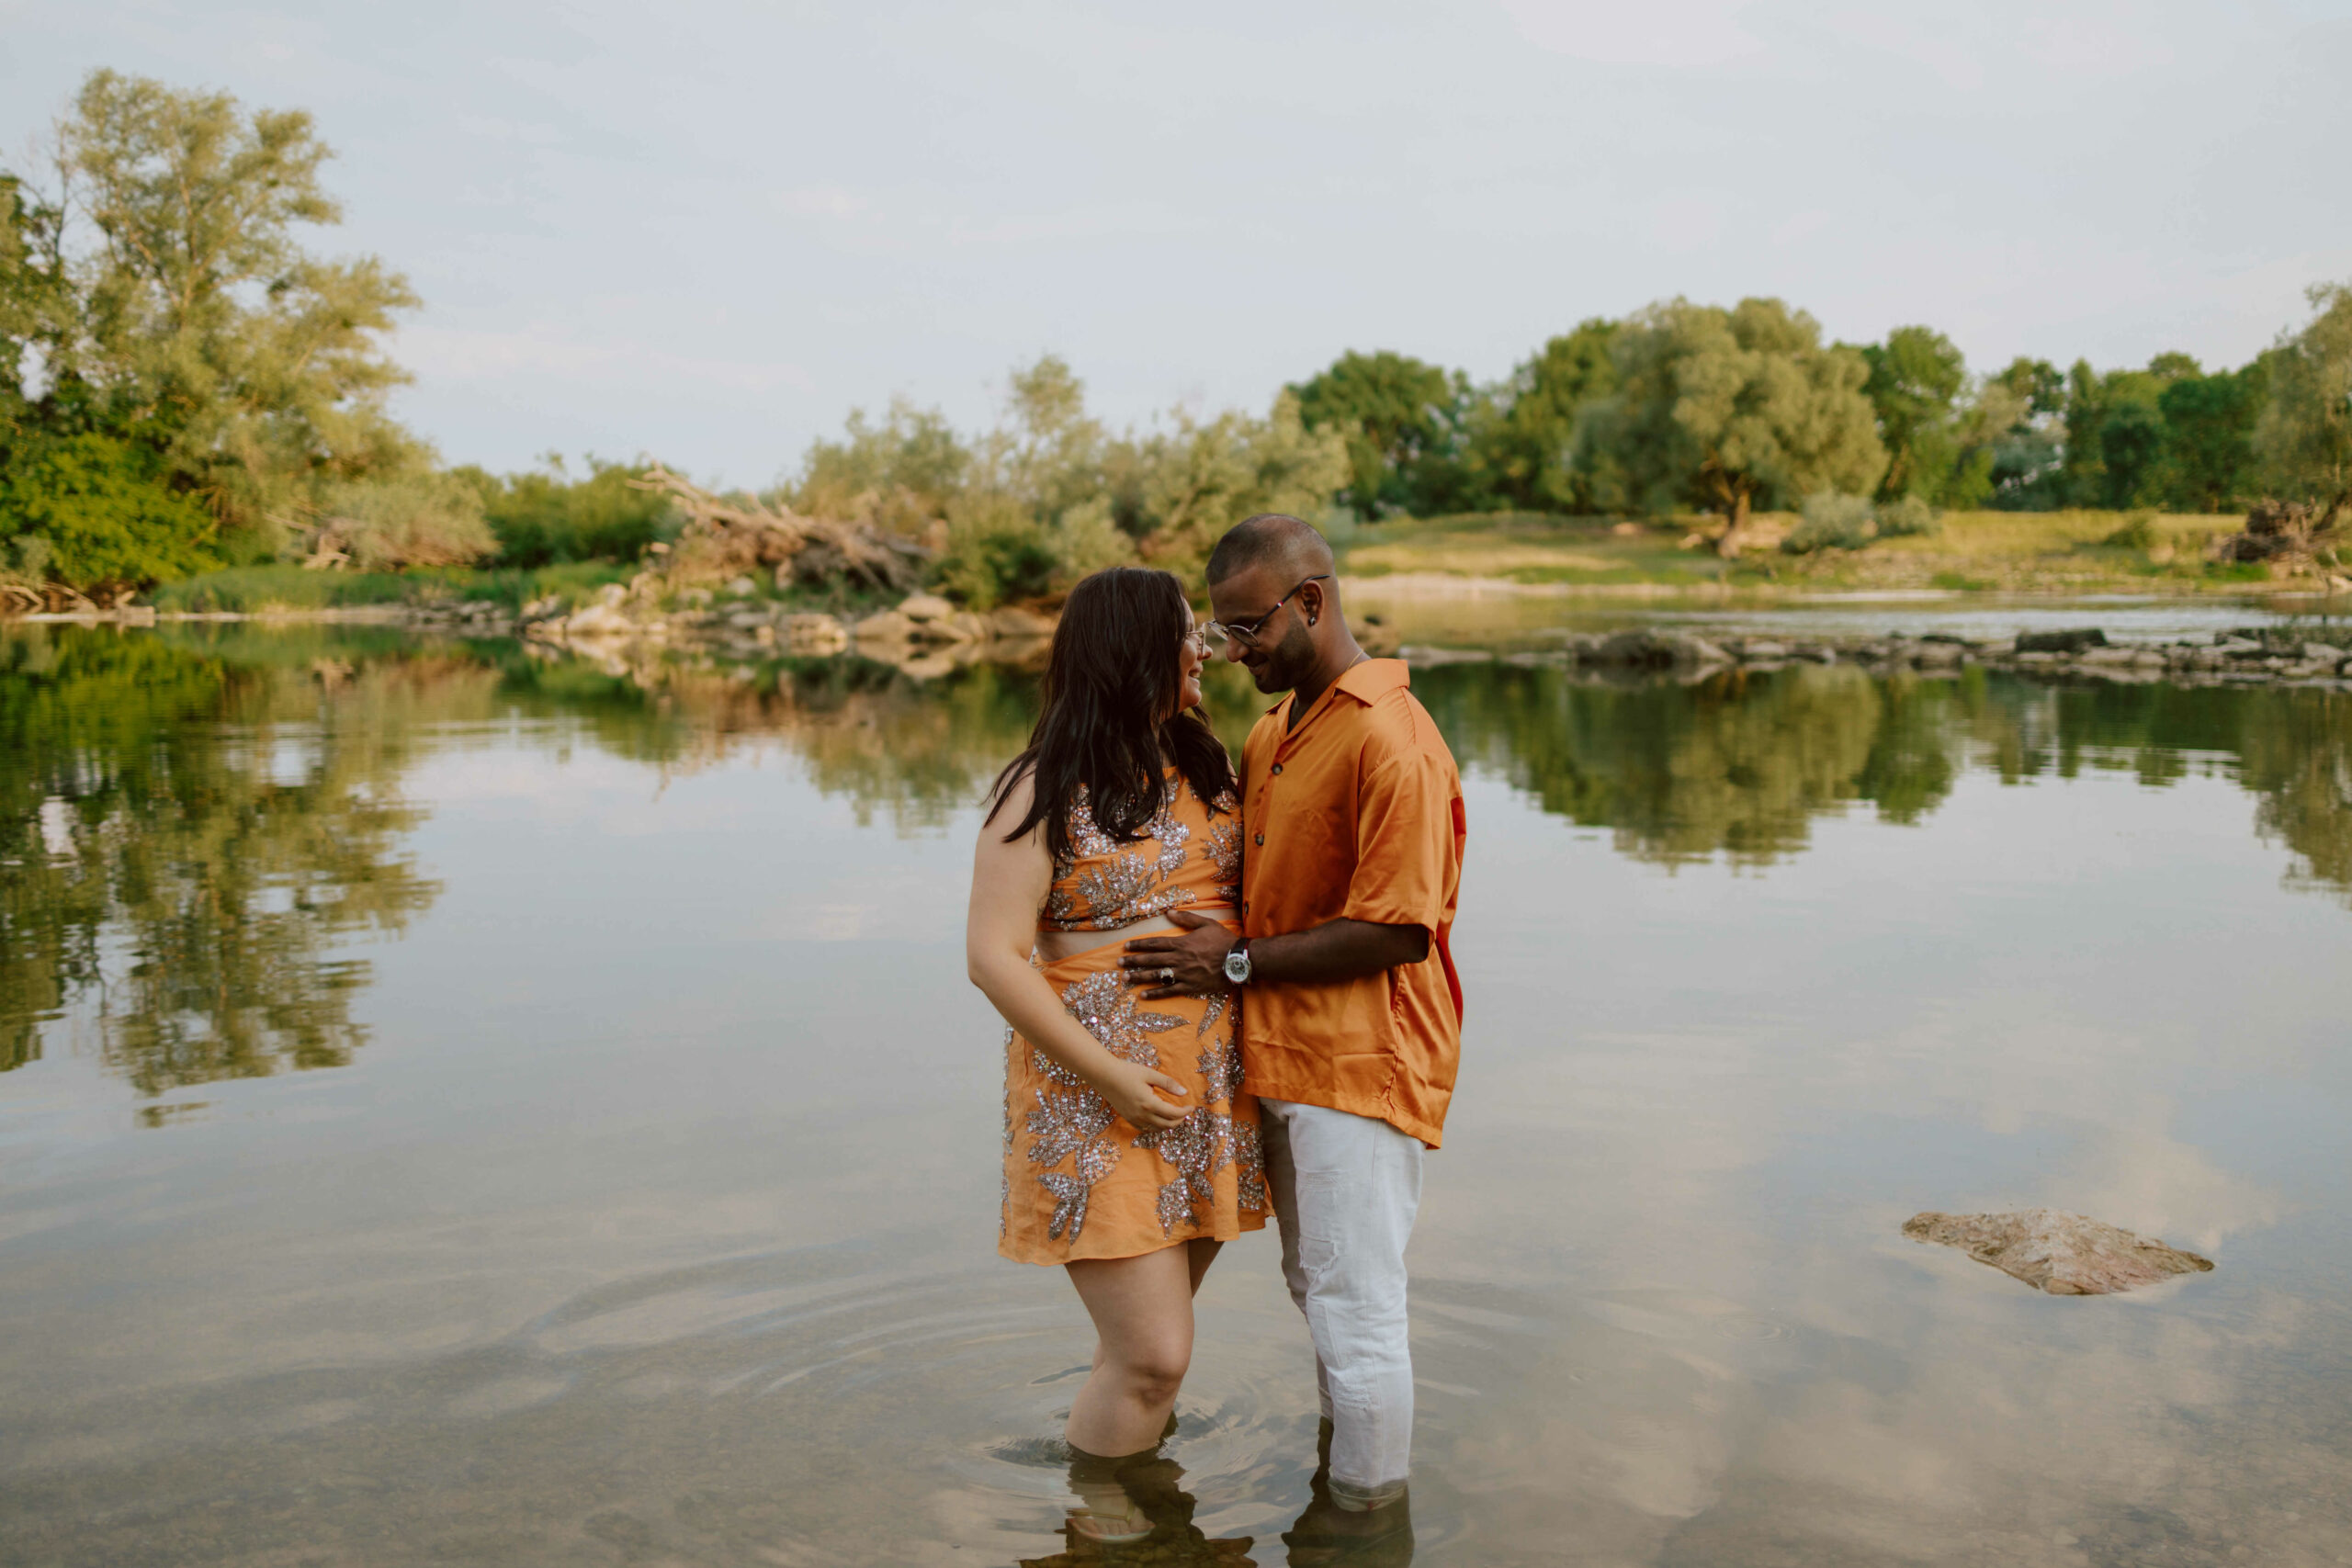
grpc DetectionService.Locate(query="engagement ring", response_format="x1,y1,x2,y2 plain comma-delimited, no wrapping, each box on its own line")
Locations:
1159,966,1174,982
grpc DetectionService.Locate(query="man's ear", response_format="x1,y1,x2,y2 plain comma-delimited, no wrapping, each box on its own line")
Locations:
1301,578,1325,628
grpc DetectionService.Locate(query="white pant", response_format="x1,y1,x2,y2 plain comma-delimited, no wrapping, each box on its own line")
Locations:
1259,1097,1423,1503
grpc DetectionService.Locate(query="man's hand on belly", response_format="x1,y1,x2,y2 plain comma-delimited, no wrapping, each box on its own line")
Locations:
1119,908,1236,1000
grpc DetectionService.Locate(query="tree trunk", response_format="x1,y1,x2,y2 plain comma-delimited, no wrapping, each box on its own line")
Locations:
1714,490,1753,559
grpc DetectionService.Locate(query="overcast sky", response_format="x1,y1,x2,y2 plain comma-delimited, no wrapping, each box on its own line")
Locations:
6,0,2348,485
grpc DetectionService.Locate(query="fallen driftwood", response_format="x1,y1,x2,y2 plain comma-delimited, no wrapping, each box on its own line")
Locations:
629,465,932,596
1903,1208,2214,1296
2212,497,2343,570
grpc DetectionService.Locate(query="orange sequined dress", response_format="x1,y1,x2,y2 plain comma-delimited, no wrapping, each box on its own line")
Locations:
1000,771,1269,1265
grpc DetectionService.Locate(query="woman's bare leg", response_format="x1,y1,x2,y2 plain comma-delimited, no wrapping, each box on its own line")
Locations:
1185,1236,1223,1295
1065,1246,1198,1457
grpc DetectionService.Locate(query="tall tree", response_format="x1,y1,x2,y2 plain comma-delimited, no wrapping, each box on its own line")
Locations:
1470,318,1620,513
1861,325,1967,502
1288,349,1468,518
3,69,423,584
2254,280,2352,526
1585,297,1885,558
1984,356,2065,508
2158,359,2269,512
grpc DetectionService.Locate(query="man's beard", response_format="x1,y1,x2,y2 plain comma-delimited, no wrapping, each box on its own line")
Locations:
1250,620,1317,694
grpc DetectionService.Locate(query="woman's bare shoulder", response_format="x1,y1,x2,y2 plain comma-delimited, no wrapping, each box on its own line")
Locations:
980,761,1046,852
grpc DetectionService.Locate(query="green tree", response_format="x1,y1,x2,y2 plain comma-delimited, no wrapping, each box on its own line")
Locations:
2154,359,2268,512
1585,297,1886,557
1,69,426,590
1288,349,1468,518
1861,325,1968,502
1984,356,2065,508
2254,280,2352,525
1117,390,1349,581
937,355,1120,606
925,355,1346,607
2058,355,2199,509
787,398,969,536
1470,319,1621,513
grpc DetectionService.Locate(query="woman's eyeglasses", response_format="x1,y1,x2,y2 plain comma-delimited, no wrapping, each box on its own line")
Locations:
1204,574,1330,649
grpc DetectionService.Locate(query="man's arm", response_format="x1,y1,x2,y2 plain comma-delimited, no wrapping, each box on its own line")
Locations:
1118,910,1424,1000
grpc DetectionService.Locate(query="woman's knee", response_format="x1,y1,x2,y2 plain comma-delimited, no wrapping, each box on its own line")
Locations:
1110,1337,1192,1402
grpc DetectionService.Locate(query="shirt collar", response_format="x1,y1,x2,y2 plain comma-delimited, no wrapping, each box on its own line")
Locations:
1333,657,1409,705
1268,657,1410,719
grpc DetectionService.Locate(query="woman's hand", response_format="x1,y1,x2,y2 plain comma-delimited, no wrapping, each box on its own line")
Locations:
1095,1059,1191,1133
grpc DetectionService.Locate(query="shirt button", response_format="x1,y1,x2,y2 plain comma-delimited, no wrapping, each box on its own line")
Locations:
1254,833,1264,846
1271,763,1283,775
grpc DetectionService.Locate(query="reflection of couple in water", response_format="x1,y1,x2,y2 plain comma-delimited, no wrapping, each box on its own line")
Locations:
968,514,1465,1564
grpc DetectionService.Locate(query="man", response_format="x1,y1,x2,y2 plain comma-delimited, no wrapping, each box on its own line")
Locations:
1123,513,1465,1539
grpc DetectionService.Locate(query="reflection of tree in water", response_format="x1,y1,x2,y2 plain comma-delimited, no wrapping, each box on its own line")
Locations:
2007,681,2352,905
12,627,2345,1101
0,627,452,1093
1414,663,1962,866
576,654,1270,836
1412,661,2352,904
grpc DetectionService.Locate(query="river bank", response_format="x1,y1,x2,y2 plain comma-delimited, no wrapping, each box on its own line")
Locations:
16,588,2352,694
1441,622,2352,690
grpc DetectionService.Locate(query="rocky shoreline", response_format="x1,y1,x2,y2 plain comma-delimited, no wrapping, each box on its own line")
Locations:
1430,624,2352,689
16,590,2352,691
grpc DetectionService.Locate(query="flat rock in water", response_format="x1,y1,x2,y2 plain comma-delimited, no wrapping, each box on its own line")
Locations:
2015,627,2109,654
1902,1208,2213,1295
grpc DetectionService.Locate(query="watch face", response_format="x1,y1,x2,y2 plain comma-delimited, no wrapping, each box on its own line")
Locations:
1224,951,1249,983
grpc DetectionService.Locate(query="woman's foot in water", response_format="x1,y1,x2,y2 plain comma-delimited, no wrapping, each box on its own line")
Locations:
1064,1443,1180,1547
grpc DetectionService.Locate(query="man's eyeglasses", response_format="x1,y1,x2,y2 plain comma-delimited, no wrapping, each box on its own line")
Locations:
1205,574,1330,649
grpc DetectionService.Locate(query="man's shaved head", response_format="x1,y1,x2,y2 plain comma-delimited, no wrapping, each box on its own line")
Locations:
1206,513,1334,587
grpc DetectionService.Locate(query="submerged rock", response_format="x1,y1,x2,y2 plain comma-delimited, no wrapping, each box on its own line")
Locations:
2015,627,2109,654
1583,629,1728,669
1903,1208,2213,1295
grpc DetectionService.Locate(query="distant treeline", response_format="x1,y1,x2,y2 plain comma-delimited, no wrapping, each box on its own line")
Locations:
4,69,2348,604
1287,301,2337,557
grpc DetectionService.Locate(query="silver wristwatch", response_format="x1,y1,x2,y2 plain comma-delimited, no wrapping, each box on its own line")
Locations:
1223,941,1252,986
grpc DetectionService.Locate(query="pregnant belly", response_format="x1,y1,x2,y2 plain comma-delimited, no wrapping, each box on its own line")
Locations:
1035,907,1236,964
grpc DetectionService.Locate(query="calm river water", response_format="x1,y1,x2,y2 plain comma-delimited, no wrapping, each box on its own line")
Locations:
3,615,2348,1567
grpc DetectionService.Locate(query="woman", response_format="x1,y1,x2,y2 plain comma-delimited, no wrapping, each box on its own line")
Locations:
967,566,1267,1540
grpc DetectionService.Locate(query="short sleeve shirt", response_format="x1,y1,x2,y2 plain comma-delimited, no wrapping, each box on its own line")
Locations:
1239,659,1465,1147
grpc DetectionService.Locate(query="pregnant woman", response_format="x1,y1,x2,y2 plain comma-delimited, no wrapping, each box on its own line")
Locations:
966,566,1267,1541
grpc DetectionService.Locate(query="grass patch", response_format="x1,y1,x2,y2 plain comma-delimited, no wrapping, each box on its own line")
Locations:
1929,571,1995,592
1869,508,2235,564
1341,513,1721,585
152,561,633,614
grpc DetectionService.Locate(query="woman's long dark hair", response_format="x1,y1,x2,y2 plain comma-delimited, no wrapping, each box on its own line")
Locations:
986,566,1235,861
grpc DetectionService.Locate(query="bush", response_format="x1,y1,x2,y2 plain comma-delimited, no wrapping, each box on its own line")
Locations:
2101,511,2159,549
458,457,677,568
302,471,499,570
1783,492,1875,554
1875,494,1941,538
936,496,1064,609
0,432,221,589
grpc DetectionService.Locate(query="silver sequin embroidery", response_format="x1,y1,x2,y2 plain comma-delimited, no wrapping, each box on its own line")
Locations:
1058,970,1184,1067
1135,1108,1236,1235
1231,1120,1268,1213
1046,783,1201,931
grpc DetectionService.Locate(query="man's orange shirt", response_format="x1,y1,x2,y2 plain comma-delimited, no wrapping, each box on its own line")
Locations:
1238,658,1465,1147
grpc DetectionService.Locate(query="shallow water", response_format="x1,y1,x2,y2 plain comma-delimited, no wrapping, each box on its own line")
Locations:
3,620,2349,1566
